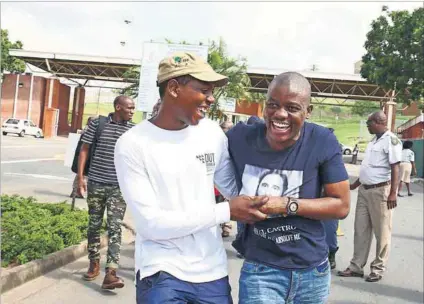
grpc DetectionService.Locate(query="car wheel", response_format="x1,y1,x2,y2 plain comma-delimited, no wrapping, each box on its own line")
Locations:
2,132,7,136
35,131,42,138
19,130,25,137
344,149,352,155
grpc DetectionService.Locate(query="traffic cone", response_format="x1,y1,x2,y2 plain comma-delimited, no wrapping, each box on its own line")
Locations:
337,223,344,236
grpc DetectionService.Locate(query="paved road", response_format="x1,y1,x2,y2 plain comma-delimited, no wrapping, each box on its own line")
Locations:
1,135,423,303
1,135,88,210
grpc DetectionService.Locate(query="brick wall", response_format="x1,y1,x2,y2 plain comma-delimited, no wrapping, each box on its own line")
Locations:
1,74,46,127
400,122,424,140
42,79,71,136
235,100,263,117
401,102,421,117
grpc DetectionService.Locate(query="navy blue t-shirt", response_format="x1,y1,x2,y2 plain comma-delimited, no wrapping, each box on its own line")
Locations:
227,121,348,270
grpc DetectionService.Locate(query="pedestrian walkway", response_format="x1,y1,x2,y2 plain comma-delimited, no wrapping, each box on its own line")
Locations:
2,184,423,304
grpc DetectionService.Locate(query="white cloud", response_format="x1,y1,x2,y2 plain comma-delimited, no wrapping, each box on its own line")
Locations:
2,1,422,74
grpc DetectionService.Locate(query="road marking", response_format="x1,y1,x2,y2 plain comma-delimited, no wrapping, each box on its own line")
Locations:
3,172,73,181
1,158,59,164
2,145,64,148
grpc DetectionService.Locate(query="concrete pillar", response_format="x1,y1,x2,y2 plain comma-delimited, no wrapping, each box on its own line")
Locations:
384,101,397,132
71,86,85,132
27,74,34,120
12,74,20,118
47,78,54,108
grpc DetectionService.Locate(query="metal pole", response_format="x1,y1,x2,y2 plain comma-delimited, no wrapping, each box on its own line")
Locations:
96,87,101,116
12,74,20,118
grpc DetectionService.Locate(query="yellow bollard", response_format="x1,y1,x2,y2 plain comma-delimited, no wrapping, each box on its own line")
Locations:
337,223,344,236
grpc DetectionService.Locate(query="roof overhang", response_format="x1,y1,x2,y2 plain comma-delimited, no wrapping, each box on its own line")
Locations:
10,49,395,102
247,68,395,102
9,49,141,82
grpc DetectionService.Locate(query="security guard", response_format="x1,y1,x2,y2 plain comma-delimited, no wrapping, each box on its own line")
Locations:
338,111,402,282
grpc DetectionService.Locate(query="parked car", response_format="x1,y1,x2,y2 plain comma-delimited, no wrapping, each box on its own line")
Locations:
2,118,43,138
340,143,353,155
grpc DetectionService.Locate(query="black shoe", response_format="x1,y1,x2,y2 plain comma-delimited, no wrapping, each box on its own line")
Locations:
365,272,382,282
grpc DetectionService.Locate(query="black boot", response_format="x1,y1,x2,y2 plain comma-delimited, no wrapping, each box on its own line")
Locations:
329,247,339,269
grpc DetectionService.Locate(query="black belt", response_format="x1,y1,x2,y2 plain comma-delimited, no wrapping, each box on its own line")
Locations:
363,181,390,190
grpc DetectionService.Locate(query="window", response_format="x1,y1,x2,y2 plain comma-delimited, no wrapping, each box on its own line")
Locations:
24,121,30,127
5,119,19,124
30,122,37,127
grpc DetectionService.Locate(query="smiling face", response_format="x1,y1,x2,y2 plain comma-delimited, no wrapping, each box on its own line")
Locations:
264,83,312,150
169,77,216,126
257,173,285,197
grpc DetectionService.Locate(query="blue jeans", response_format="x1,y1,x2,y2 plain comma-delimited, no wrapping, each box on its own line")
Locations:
239,260,331,304
136,271,233,304
323,219,339,252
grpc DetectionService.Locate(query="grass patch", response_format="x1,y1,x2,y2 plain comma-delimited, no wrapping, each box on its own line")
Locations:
68,102,145,129
1,195,105,267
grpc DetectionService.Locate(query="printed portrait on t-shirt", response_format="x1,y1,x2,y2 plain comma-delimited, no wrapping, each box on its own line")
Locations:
241,165,303,218
255,171,288,197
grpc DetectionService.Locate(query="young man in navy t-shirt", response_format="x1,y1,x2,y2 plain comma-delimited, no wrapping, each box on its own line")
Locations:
227,72,350,303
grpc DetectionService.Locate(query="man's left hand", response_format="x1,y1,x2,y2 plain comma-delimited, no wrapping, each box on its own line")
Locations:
387,193,397,209
259,197,289,216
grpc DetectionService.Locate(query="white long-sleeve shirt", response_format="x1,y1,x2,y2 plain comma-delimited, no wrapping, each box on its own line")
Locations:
114,118,238,283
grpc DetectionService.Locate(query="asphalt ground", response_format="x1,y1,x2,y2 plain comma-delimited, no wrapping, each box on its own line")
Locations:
1,134,423,304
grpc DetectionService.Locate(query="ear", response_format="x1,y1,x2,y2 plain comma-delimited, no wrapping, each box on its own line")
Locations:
305,105,313,119
167,79,180,98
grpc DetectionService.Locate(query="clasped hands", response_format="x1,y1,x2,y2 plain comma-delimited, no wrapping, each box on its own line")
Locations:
229,195,289,224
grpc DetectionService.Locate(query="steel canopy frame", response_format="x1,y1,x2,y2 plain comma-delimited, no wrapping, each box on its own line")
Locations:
10,50,396,103
9,49,140,85
247,68,397,104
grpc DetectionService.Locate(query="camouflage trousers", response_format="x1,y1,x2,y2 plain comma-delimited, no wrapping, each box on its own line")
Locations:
87,180,127,269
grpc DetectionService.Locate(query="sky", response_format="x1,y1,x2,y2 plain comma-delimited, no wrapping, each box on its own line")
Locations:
1,1,422,75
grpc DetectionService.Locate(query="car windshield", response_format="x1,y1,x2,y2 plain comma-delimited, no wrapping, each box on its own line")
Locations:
5,119,19,124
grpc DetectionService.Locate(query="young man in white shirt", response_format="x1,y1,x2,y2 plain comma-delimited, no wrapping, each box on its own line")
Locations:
114,52,268,303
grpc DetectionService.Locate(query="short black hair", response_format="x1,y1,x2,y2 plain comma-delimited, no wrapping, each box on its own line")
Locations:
269,72,312,103
158,75,194,98
403,140,413,149
113,95,131,108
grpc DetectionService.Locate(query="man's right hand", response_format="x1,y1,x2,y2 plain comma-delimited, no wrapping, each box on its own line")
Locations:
77,176,87,196
229,195,269,224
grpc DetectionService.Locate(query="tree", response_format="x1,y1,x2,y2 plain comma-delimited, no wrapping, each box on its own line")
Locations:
360,6,424,104
1,29,25,75
330,106,342,115
207,38,251,119
119,38,254,118
351,100,378,117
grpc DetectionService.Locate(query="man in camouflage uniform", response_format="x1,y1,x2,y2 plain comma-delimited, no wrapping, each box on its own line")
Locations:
78,95,135,289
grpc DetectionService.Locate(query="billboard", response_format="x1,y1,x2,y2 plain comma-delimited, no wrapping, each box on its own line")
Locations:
137,42,208,112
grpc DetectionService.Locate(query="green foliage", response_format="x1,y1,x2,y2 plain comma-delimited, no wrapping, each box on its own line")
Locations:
330,106,342,114
351,100,378,116
207,38,251,119
1,29,26,74
1,195,104,267
361,7,424,104
119,66,141,98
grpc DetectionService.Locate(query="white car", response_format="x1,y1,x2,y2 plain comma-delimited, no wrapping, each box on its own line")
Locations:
340,143,353,155
2,118,44,138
